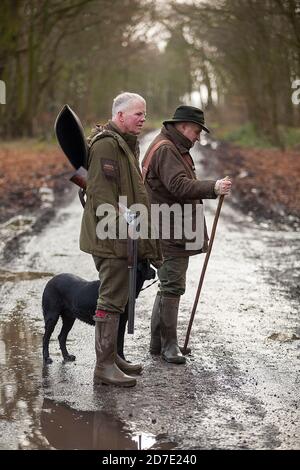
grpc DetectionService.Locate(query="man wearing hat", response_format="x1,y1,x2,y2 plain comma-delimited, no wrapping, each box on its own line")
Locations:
142,105,232,364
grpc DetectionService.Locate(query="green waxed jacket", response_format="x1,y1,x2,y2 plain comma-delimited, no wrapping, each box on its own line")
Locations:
79,122,162,260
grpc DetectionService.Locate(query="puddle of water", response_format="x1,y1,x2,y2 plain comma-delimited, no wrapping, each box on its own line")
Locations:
0,305,45,449
0,270,53,282
0,304,177,450
40,398,160,450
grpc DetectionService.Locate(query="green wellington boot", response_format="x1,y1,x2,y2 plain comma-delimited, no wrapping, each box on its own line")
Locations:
160,296,186,364
150,293,191,356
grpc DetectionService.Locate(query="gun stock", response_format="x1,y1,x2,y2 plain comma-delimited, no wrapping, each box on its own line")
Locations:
69,166,87,190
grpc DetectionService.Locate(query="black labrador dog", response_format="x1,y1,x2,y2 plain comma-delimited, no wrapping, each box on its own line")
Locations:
42,262,155,364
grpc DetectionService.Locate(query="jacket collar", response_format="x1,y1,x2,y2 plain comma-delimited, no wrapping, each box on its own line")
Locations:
161,123,193,154
107,120,138,156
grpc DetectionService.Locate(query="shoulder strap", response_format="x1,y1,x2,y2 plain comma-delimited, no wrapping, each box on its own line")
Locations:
181,153,197,180
89,129,119,148
142,139,178,183
88,129,135,166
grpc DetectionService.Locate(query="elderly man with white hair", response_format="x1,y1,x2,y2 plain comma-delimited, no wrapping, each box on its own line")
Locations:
80,92,161,387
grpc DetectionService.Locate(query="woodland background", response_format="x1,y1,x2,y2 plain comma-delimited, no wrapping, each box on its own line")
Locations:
0,0,299,224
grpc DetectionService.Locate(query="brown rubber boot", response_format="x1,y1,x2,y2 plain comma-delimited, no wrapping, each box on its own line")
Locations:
93,314,136,387
116,355,142,375
160,296,186,364
149,292,162,355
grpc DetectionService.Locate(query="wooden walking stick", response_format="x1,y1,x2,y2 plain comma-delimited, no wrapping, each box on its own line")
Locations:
182,195,225,354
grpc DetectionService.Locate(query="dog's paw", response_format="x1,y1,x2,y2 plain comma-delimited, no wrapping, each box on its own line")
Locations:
63,354,76,362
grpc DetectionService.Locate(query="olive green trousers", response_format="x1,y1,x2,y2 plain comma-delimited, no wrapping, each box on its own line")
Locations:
93,256,129,314
157,256,190,297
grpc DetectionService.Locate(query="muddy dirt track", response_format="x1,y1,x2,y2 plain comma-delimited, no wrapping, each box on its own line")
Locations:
0,132,299,450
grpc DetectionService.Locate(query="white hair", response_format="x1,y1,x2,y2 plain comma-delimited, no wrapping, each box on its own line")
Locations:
112,92,145,117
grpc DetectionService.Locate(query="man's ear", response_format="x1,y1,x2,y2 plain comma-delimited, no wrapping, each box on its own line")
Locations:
118,110,124,122
181,122,188,131
175,122,184,132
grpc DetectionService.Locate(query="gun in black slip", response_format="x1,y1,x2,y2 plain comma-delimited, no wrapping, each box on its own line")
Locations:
54,104,88,206
119,203,138,334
